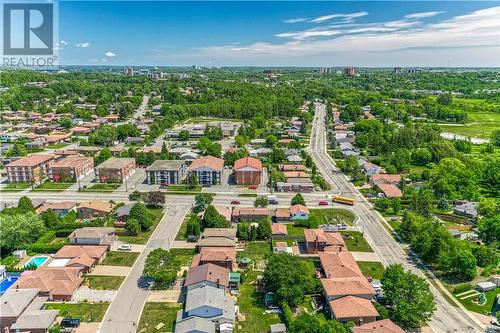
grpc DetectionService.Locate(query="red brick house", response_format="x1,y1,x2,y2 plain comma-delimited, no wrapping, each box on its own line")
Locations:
233,157,262,185
304,229,346,254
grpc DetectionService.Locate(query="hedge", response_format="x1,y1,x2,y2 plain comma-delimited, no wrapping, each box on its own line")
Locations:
27,242,65,253
453,283,472,294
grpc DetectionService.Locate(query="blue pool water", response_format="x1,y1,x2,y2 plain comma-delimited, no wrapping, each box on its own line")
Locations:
24,255,49,268
0,275,19,294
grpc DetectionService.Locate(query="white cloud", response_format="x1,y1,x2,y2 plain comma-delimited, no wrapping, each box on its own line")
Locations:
60,40,68,45
76,42,90,48
284,17,309,24
405,11,445,20
104,51,116,57
310,11,368,23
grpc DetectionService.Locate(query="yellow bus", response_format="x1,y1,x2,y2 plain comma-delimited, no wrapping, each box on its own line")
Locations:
333,195,355,206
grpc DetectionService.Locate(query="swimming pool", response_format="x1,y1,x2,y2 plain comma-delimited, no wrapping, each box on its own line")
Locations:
0,275,19,294
24,255,50,269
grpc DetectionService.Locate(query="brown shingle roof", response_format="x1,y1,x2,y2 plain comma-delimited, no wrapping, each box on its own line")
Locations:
275,209,291,219
54,245,107,260
271,223,288,235
6,155,54,167
189,156,224,172
304,229,345,247
351,319,404,333
319,252,363,278
234,157,262,172
232,208,269,217
49,155,92,168
37,201,77,214
329,296,379,320
66,253,96,268
13,267,83,298
321,277,375,298
377,184,402,198
290,204,309,215
69,227,115,239
77,201,114,213
200,247,236,263
184,263,229,288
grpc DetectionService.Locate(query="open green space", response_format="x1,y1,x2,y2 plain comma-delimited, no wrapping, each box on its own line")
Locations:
341,231,373,252
165,184,201,192
236,269,281,333
80,183,121,192
454,287,498,315
286,224,306,237
85,275,125,290
45,302,110,322
116,208,164,244
32,182,73,191
237,241,271,262
357,261,385,280
309,208,355,226
170,248,196,267
101,251,139,266
1,183,31,191
438,111,500,139
138,302,181,333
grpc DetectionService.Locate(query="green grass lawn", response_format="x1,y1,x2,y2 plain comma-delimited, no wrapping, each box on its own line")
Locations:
165,184,201,192
454,287,498,315
341,231,373,252
310,208,355,226
101,251,139,266
32,182,73,191
236,270,281,333
438,111,500,139
45,143,67,149
138,302,181,333
45,302,110,322
116,208,164,244
1,183,31,191
357,261,385,280
175,216,190,240
286,225,306,237
170,249,196,267
237,241,271,262
81,183,121,192
85,275,125,290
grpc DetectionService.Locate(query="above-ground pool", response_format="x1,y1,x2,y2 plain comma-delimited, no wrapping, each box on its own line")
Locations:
0,274,19,294
24,255,50,268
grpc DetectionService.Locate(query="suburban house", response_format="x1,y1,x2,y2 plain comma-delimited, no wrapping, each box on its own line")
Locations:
321,277,376,301
184,263,230,291
114,203,135,227
36,201,77,217
94,157,136,183
319,252,363,279
328,295,378,325
233,157,262,185
370,174,401,186
48,155,94,182
376,184,402,198
192,247,236,270
274,208,291,223
5,154,54,185
182,284,235,323
12,267,84,301
52,245,108,272
276,178,314,193
279,164,306,172
0,288,58,333
77,200,115,220
68,227,117,247
271,223,288,236
304,229,346,254
175,316,216,333
145,160,187,185
188,156,224,186
198,206,232,223
351,319,405,333
453,201,478,219
290,204,310,220
197,228,237,249
232,208,270,223
363,163,384,177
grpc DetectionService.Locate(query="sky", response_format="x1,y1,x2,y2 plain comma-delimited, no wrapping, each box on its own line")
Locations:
57,1,500,67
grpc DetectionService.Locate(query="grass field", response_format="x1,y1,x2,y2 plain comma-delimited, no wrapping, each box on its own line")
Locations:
101,251,139,266
310,208,355,226
138,302,181,333
170,248,196,267
33,182,73,191
357,261,385,280
45,302,110,322
1,183,31,191
85,275,125,290
454,287,498,315
237,241,271,262
81,183,121,192
439,111,500,139
342,231,373,252
165,184,201,192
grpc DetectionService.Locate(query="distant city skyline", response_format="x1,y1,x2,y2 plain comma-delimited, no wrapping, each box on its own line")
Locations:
59,1,500,67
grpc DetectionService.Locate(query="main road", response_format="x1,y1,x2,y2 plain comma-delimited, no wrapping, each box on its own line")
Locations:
98,202,190,333
308,102,484,333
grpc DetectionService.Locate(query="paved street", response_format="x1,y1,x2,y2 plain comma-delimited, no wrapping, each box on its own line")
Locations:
98,203,190,333
309,103,484,333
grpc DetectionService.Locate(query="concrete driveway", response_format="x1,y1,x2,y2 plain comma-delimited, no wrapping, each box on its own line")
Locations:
111,241,145,253
88,265,130,276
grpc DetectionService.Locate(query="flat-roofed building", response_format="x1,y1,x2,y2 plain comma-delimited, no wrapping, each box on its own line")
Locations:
49,155,93,182
94,157,136,183
5,154,54,185
188,156,224,187
145,160,187,185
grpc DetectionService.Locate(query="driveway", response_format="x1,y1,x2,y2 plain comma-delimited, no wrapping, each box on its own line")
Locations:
73,322,101,333
170,240,196,249
72,286,117,303
111,242,145,253
147,290,182,303
89,266,130,276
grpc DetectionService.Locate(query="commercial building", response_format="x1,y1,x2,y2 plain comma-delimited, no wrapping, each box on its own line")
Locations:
188,156,224,186
344,67,356,76
49,155,93,182
94,157,136,183
233,157,262,185
5,154,54,185
145,160,187,185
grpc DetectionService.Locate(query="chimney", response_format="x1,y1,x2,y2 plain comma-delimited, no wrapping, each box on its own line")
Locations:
217,278,220,288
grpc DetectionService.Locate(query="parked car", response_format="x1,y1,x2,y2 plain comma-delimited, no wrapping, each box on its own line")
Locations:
187,235,199,243
319,200,328,206
231,200,241,205
118,244,132,251
61,318,81,328
336,224,346,230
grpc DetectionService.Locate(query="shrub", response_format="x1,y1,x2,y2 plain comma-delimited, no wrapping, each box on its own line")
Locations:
453,283,472,294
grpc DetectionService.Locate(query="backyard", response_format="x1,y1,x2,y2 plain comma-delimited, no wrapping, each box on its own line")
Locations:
453,286,499,315
116,208,164,244
138,302,181,333
45,302,110,322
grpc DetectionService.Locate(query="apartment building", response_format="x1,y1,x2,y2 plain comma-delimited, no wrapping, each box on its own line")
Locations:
49,155,94,182
5,155,54,185
145,160,187,185
94,157,136,183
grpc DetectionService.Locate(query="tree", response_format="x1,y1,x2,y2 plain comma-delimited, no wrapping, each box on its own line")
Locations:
304,155,313,168
265,135,278,147
186,173,199,190
125,218,141,236
452,249,477,281
289,314,348,333
147,191,165,207
202,205,229,228
5,143,27,157
410,188,433,218
254,196,268,208
437,196,449,211
17,196,35,212
178,130,190,141
0,212,45,252
291,193,306,206
264,254,315,307
437,93,453,106
129,190,146,202
193,193,213,213
185,214,201,237
391,198,401,214
94,147,112,166
129,203,153,231
40,209,60,228
412,148,432,166
477,198,498,218
234,135,246,148
143,248,180,289
204,125,223,140
479,215,500,245
471,243,498,267
58,116,73,129
491,130,500,147
257,218,272,239
381,264,436,329
89,125,118,146
224,149,247,167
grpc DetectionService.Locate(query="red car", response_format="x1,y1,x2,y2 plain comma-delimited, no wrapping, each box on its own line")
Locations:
319,200,329,206
231,200,241,205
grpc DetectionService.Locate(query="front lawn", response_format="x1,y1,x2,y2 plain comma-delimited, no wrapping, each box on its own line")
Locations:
85,275,125,290
357,261,385,280
454,287,498,315
169,249,196,267
138,302,181,333
1,183,31,191
165,184,201,192
101,251,139,267
310,208,355,226
33,182,73,191
80,183,121,192
45,302,110,322
341,231,373,252
175,216,190,240
236,270,281,333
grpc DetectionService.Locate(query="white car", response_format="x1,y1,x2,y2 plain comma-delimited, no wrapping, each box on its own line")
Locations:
118,244,132,251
